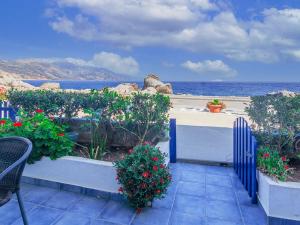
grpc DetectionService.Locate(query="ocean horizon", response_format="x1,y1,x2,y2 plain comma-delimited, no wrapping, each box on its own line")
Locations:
24,80,300,97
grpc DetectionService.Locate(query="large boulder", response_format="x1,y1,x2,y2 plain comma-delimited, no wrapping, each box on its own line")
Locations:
40,82,60,90
267,90,298,97
143,74,173,94
142,87,157,95
0,73,36,90
110,83,139,95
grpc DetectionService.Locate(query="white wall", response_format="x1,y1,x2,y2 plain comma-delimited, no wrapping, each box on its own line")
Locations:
176,125,233,163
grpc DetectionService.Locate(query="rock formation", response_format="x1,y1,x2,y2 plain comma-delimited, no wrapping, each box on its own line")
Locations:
0,73,36,90
267,90,298,97
143,74,173,94
109,83,139,95
40,82,61,90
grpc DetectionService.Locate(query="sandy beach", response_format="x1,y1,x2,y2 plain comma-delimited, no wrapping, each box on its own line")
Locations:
169,95,250,127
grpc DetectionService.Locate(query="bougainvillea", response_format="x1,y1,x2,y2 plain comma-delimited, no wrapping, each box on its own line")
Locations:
257,146,292,181
0,110,74,163
113,143,171,211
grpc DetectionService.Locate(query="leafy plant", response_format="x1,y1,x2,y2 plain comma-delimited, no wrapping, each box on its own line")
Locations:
257,146,291,181
113,143,171,211
0,110,74,163
207,99,226,108
246,95,300,158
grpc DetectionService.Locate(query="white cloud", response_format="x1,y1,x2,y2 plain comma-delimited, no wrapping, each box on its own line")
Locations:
19,52,140,75
49,1,300,63
182,60,237,77
90,52,139,75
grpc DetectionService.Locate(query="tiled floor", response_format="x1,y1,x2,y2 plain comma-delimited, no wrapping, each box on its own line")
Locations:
0,163,267,225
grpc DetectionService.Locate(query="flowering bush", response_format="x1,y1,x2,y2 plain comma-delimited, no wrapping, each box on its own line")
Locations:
257,146,291,181
0,110,74,163
113,143,171,211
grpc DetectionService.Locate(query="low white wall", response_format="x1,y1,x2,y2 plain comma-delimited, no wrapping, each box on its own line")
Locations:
23,141,169,193
176,125,233,163
258,171,300,221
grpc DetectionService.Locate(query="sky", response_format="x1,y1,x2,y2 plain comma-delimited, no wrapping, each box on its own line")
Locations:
0,0,300,82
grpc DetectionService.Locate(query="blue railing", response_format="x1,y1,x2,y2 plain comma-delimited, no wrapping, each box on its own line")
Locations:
169,118,177,163
0,101,17,121
233,117,258,203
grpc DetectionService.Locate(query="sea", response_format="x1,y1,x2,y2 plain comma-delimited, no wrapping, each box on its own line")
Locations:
24,80,300,97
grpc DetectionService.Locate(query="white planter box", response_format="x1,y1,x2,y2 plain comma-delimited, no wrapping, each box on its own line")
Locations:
257,171,300,222
23,141,169,194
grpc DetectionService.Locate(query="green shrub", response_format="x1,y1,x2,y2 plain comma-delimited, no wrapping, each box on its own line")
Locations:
246,95,300,158
113,143,171,211
0,110,74,163
257,146,291,181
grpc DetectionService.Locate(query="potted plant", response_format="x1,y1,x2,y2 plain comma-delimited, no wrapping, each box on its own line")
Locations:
207,99,226,113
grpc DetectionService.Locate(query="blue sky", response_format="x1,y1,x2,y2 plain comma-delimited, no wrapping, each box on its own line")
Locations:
1,0,300,81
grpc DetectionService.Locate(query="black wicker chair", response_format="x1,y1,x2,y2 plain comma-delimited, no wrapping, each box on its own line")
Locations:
0,137,32,225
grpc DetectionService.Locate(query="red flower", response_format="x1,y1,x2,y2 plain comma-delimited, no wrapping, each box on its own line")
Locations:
160,164,165,168
155,190,161,194
58,133,65,137
263,153,270,158
0,120,6,125
281,156,287,161
140,183,147,189
143,141,151,145
13,122,22,127
152,157,159,161
142,171,150,178
35,109,44,113
128,149,134,154
284,165,289,170
153,165,158,171
118,187,123,192
136,208,142,214
160,178,164,184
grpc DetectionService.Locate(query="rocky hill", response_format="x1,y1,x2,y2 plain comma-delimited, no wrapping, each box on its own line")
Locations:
0,59,132,81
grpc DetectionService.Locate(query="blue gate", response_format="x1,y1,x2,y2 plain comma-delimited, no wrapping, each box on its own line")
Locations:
0,101,17,121
233,117,258,204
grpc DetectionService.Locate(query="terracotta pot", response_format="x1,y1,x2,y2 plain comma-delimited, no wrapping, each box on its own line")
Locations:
208,104,223,113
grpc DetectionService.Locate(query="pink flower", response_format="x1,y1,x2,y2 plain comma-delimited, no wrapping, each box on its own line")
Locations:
263,153,270,158
153,165,158,171
284,165,289,170
128,149,134,154
281,156,287,161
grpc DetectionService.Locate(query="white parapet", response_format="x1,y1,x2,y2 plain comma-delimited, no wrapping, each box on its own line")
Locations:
258,171,300,221
23,141,169,193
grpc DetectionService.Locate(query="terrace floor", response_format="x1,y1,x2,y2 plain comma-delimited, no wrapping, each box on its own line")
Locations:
0,163,266,225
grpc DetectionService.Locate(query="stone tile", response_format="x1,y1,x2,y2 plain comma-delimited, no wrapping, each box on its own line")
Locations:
236,189,253,206
177,181,205,197
206,217,241,225
173,194,206,217
99,200,135,225
169,212,205,225
231,175,245,191
240,205,267,225
206,185,236,202
54,212,91,225
23,186,59,204
132,207,171,225
206,174,232,188
11,206,63,225
152,192,175,209
206,166,233,176
91,220,122,225
178,163,207,173
206,200,242,223
0,200,36,225
181,170,205,183
68,196,108,219
43,190,83,210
